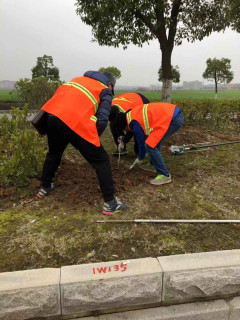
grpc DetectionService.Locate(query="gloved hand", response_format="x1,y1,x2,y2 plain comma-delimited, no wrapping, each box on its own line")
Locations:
117,136,124,144
117,136,125,152
130,158,143,169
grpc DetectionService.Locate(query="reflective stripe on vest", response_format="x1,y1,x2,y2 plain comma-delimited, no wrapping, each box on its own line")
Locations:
113,97,131,103
112,97,133,113
143,104,150,135
90,115,97,122
126,111,132,125
113,104,126,113
64,82,98,113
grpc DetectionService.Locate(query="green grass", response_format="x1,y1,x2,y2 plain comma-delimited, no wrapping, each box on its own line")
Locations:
115,90,240,101
1,89,240,103
0,89,18,102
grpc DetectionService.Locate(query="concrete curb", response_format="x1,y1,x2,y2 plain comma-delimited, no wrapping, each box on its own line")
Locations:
1,250,240,319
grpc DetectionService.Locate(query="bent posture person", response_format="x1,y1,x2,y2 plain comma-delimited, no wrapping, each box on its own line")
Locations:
109,92,149,155
114,102,184,185
37,71,126,215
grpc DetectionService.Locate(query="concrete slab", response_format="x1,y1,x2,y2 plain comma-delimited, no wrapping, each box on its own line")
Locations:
0,268,61,320
61,258,163,315
229,296,240,320
99,299,229,319
159,250,240,303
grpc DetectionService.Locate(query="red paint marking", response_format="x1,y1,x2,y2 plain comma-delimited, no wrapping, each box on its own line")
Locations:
97,267,107,274
92,263,128,275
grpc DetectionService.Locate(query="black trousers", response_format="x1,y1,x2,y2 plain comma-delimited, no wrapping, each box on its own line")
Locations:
41,115,115,202
109,121,139,154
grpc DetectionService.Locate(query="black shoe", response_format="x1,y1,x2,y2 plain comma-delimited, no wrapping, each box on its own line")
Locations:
37,183,54,199
102,197,126,215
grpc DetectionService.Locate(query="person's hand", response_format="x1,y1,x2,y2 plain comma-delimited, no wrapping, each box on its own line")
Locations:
130,158,143,169
117,136,125,152
117,136,124,143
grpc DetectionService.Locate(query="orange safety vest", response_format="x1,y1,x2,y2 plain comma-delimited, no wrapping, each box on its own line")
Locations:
42,76,108,146
112,93,144,112
126,102,177,148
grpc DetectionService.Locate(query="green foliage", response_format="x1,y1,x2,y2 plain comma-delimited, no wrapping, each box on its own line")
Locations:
13,77,63,110
203,58,234,85
98,66,121,79
0,105,47,188
31,55,60,81
174,99,240,134
158,65,180,83
75,0,229,100
228,0,240,32
75,1,229,48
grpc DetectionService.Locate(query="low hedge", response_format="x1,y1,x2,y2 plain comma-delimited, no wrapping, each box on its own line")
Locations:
174,99,240,134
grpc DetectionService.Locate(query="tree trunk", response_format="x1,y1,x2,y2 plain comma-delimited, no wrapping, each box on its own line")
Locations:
161,49,172,102
162,79,172,103
215,80,218,100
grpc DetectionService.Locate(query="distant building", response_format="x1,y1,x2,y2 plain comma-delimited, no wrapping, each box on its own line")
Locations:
0,80,16,90
183,81,203,90
149,84,161,91
226,83,240,90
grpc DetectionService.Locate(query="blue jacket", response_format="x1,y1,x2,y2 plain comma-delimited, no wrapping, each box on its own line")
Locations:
84,71,113,136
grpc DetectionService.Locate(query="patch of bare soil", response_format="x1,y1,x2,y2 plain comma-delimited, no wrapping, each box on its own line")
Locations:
26,126,238,209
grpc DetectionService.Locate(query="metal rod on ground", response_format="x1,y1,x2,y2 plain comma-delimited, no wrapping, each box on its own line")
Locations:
97,219,240,224
191,141,240,150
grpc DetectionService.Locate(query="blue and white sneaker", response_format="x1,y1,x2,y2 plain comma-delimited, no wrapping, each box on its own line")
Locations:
102,197,126,215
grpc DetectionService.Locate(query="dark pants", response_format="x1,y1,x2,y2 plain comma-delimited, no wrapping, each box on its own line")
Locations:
110,121,139,155
41,115,115,202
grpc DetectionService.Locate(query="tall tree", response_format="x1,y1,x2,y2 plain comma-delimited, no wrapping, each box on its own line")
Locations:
202,58,233,100
158,65,180,83
98,66,121,79
228,0,240,32
75,0,229,102
31,55,60,81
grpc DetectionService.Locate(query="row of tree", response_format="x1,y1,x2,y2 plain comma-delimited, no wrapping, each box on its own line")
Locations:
15,53,233,107
160,58,234,100
74,0,240,102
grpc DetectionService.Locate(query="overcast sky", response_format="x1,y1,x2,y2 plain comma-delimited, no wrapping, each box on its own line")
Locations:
1,0,240,87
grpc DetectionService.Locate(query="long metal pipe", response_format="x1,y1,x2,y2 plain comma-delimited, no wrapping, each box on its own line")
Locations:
97,219,240,224
192,140,240,150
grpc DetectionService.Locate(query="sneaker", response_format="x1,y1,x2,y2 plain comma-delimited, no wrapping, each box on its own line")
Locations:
150,174,171,185
37,183,54,199
102,197,126,215
139,164,157,173
112,148,128,156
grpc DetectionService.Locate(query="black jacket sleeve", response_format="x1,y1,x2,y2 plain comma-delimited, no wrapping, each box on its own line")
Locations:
96,88,113,136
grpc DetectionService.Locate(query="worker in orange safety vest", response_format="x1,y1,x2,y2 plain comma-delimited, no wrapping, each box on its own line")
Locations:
109,92,149,156
37,71,126,215
112,102,184,185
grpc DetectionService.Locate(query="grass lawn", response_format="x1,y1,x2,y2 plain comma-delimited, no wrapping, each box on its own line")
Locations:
1,89,240,103
0,125,240,272
116,90,240,101
0,89,18,102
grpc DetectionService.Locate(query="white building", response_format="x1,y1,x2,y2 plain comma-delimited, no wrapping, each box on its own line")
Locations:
183,81,203,90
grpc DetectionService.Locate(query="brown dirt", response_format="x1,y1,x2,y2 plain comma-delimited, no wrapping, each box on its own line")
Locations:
23,126,238,210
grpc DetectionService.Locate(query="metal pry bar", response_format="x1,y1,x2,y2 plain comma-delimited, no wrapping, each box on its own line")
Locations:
169,140,240,155
97,219,240,224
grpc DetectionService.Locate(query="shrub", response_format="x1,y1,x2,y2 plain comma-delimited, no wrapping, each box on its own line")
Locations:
174,99,240,134
12,77,63,110
0,105,47,188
